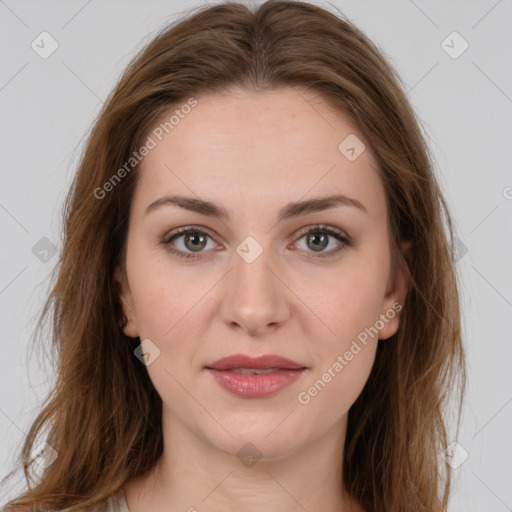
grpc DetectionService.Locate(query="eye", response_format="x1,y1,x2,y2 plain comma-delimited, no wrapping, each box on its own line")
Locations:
161,226,217,260
293,224,351,258
161,224,351,261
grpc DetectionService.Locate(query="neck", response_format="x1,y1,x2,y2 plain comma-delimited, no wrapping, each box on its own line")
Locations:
124,408,363,512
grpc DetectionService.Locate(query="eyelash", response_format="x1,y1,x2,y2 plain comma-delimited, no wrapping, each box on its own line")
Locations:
161,224,352,261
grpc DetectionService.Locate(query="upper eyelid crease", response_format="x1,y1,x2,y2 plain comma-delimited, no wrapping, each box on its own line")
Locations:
162,224,351,244
145,194,367,221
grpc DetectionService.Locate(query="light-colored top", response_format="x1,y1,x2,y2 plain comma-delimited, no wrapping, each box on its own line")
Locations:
1,490,130,512
103,489,129,512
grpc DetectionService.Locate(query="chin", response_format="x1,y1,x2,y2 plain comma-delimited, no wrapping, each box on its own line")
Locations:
202,422,308,463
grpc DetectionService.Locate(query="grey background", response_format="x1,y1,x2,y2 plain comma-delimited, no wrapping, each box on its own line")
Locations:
1,0,511,509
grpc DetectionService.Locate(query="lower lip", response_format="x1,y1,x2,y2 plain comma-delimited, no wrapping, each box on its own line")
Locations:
206,368,306,398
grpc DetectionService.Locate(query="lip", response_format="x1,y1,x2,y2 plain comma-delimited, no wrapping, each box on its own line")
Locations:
205,354,307,399
206,354,305,371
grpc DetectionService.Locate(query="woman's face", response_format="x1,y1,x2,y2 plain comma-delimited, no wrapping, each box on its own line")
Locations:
115,87,409,460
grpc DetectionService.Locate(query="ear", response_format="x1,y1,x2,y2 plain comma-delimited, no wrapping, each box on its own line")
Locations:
113,265,139,338
378,240,413,341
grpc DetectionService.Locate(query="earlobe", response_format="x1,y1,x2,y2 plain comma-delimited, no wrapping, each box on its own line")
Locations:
379,240,413,340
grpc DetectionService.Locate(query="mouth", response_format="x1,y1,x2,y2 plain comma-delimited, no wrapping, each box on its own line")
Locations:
218,368,292,375
205,353,306,371
205,354,307,398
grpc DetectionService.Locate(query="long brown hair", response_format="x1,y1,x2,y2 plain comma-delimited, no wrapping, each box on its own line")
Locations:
2,1,466,510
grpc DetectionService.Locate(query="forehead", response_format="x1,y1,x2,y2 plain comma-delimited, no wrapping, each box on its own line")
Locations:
133,88,385,220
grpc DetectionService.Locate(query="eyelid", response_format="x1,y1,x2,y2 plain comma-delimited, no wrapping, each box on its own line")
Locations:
161,224,216,244
293,223,350,242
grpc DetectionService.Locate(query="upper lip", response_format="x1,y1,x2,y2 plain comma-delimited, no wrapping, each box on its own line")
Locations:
206,354,306,371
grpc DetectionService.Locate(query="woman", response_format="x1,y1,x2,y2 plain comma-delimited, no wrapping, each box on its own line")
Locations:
2,1,466,511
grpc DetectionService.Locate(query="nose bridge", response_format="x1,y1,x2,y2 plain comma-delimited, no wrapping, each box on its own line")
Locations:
232,235,277,304
220,234,288,333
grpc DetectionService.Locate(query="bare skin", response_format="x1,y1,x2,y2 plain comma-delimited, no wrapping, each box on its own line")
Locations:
116,87,411,512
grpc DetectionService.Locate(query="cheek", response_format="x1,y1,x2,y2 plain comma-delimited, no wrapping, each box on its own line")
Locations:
312,285,381,398
127,253,215,377
300,255,389,347
127,244,203,335
300,341,378,423
131,279,179,337
130,269,204,406
298,275,383,417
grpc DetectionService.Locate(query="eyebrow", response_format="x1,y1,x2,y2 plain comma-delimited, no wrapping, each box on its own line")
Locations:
145,193,367,221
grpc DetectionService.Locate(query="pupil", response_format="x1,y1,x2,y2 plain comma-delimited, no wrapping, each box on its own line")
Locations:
308,233,327,251
186,232,206,251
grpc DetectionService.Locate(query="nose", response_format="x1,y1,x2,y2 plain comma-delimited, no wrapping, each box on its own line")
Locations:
218,240,290,337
